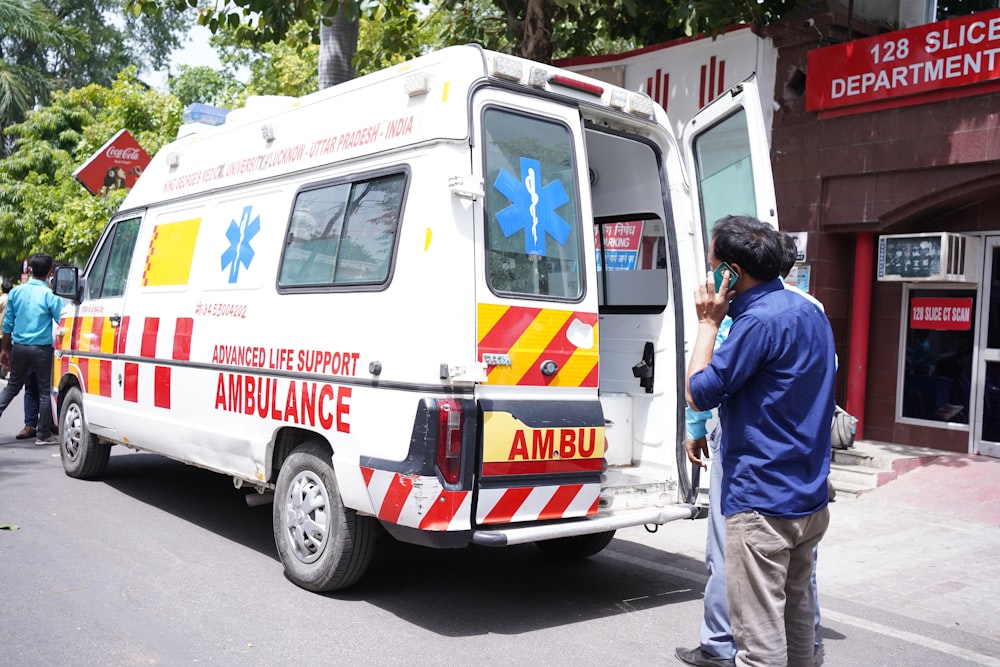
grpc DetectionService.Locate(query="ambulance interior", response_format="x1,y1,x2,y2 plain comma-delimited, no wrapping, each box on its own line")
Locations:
586,126,683,490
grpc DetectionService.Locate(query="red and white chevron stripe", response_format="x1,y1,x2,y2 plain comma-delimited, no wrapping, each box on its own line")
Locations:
476,483,599,525
361,467,472,531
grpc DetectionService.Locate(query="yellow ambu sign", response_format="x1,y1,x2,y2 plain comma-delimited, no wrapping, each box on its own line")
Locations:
481,411,605,477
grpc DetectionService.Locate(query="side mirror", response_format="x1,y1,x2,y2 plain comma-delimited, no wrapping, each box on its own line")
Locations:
53,266,81,303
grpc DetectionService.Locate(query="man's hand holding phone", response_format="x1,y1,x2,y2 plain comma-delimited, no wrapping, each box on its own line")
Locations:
694,263,736,327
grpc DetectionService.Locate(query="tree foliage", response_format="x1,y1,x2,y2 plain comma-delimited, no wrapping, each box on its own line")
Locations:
0,68,181,275
1,0,192,153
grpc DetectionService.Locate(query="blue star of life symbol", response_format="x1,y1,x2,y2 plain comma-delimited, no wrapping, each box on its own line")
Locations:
221,205,259,283
494,157,571,257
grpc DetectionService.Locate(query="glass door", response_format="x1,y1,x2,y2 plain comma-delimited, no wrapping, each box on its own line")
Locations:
973,237,1000,458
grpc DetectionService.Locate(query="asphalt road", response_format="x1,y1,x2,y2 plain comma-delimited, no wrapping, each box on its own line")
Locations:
1,388,998,666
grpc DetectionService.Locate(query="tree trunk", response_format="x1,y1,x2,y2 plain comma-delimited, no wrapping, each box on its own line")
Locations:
318,5,360,89
519,0,553,63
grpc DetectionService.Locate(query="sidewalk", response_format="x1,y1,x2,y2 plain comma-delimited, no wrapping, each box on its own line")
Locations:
818,449,1000,640
629,445,1000,649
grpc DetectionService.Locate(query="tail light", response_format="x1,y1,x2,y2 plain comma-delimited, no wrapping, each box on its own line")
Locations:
436,400,463,484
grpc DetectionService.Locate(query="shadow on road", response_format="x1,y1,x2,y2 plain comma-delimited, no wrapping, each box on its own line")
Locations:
99,450,277,559
95,449,708,636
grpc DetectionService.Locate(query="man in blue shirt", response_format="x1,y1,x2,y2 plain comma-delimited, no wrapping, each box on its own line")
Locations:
0,253,66,446
686,217,835,667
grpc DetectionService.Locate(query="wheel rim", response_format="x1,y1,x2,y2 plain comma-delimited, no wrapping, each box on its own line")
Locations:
283,470,331,565
63,402,84,463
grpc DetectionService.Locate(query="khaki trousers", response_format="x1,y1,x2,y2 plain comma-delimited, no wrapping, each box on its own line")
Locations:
725,506,830,667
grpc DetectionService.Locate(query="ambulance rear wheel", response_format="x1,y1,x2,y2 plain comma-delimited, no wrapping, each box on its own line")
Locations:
535,530,616,559
59,386,111,479
273,442,377,592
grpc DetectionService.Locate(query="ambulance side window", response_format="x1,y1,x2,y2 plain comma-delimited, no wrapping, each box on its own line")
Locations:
692,108,755,244
483,108,582,301
86,217,141,300
279,172,405,288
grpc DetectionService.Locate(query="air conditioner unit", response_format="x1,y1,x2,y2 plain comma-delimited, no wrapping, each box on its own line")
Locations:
877,232,980,283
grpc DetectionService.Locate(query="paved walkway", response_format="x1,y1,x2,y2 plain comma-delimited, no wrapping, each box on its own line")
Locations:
818,451,1000,642
631,447,1000,656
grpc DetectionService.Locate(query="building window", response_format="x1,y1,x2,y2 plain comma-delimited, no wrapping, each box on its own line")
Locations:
899,286,975,426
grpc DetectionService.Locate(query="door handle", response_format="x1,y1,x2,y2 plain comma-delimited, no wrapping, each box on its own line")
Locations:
109,314,122,327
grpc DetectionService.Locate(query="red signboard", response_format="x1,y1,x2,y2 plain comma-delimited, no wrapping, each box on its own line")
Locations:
806,8,1000,114
910,297,973,331
73,128,151,196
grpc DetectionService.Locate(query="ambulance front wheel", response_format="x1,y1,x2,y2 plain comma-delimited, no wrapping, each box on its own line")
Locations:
535,530,616,559
273,442,378,592
59,386,111,479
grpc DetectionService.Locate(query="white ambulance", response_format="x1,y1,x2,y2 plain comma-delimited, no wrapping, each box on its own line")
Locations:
52,45,776,591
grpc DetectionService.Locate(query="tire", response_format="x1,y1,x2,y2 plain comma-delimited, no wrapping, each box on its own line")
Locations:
535,530,616,559
273,442,377,592
59,386,111,479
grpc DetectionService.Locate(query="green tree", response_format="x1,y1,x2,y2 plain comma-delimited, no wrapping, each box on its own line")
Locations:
0,68,181,274
0,0,73,135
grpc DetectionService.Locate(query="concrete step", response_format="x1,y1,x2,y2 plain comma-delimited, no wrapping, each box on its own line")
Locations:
828,440,945,498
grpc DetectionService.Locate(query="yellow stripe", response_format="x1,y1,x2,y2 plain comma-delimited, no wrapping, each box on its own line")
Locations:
87,354,101,395
100,319,115,353
79,317,94,352
476,303,509,342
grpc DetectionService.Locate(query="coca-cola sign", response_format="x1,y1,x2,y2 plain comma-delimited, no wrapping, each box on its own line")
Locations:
73,128,151,196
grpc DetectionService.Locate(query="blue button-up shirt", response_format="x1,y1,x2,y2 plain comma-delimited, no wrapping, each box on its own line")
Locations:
689,278,836,518
3,278,64,346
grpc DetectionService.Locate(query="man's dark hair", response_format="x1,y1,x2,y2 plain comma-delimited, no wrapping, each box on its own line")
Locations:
28,253,53,279
779,233,798,278
711,215,782,281
1,279,11,293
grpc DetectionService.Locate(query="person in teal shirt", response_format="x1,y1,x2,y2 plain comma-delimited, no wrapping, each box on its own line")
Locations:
0,253,65,445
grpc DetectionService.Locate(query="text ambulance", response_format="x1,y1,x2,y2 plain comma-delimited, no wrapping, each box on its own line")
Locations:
52,45,776,592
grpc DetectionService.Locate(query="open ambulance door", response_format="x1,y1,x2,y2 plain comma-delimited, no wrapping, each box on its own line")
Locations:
682,74,778,266
680,75,779,506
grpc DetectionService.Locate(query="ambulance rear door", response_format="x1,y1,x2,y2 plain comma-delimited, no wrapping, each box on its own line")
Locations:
470,90,605,529
682,74,778,261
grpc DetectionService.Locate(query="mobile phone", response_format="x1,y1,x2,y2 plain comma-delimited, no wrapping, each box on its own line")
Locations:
713,262,740,291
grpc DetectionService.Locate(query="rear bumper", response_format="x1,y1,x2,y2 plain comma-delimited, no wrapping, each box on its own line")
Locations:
470,503,700,546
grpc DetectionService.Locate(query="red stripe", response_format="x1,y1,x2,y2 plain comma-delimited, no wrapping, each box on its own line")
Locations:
418,490,468,530
483,487,533,524
360,467,374,485
378,474,412,523
588,496,599,515
79,358,90,393
173,318,193,360
662,73,670,113
699,64,707,107
581,362,599,388
708,56,717,103
100,360,112,398
154,366,170,408
124,362,139,402
717,60,725,96
70,317,84,351
654,67,662,103
537,484,583,521
90,317,105,350
478,307,541,355
141,318,159,357
117,316,130,355
60,356,69,376
482,458,603,476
